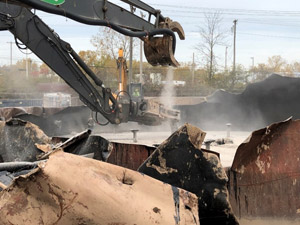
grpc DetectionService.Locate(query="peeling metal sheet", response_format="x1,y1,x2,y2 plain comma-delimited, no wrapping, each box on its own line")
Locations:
228,118,300,221
0,118,51,162
138,123,239,225
0,151,200,225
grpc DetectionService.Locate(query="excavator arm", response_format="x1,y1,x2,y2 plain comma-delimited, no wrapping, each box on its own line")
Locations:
0,0,183,125
2,0,185,66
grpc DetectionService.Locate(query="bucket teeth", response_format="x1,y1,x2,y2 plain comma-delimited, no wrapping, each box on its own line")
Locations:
168,21,185,41
144,35,179,67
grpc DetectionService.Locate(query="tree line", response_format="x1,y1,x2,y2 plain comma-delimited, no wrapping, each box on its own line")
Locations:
1,21,299,97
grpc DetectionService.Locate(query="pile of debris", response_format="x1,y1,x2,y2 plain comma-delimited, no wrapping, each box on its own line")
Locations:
2,116,300,224
0,118,237,224
178,74,300,131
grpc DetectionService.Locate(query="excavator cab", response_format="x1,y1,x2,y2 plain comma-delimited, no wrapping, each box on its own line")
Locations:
129,83,143,101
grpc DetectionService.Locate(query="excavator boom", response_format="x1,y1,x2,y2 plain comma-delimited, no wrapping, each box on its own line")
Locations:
0,0,184,125
1,0,185,66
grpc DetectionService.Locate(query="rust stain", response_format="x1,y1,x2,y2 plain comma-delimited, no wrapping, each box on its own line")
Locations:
47,183,78,225
36,181,44,193
77,201,89,210
5,193,28,216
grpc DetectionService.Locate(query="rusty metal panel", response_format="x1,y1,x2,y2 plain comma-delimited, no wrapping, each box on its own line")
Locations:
229,118,300,221
107,142,155,170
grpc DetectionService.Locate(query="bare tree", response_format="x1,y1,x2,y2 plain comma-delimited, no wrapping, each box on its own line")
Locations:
292,62,300,72
91,27,138,60
196,12,226,85
267,55,286,73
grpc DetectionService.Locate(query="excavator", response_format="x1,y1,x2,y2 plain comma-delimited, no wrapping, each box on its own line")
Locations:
0,0,185,126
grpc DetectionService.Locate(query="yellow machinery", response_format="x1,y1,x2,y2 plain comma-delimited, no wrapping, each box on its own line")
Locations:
117,48,128,94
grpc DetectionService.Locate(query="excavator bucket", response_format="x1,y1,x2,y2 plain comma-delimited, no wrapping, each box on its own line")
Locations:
144,35,179,67
144,19,185,67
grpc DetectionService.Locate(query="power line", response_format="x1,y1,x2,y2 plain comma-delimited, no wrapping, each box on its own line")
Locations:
184,18,300,26
163,13,300,24
238,32,300,40
239,20,300,28
166,13,300,30
162,9,300,17
151,3,300,16
188,29,300,40
183,20,300,30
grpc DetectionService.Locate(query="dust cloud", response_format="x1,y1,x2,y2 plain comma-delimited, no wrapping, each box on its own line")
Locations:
160,67,175,109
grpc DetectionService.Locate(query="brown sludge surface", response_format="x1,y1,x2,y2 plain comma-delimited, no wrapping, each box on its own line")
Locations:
0,151,200,225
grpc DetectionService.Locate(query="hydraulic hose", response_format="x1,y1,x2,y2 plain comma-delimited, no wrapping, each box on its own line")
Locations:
0,153,95,173
0,160,46,172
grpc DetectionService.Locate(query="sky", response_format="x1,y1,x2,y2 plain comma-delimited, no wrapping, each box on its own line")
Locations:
1,0,300,70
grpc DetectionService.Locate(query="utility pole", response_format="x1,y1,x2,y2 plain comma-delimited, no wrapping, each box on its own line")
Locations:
250,56,255,82
233,20,238,76
225,46,228,72
139,39,143,83
192,53,195,84
251,57,254,69
129,6,135,84
129,37,133,84
139,12,146,84
26,48,29,79
7,41,13,67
